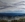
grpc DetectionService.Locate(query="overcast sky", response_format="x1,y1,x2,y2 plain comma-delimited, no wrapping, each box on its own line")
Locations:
0,0,25,13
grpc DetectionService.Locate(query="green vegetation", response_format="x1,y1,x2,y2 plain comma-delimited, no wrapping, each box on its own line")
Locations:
11,18,25,22
0,20,8,22
11,20,17,22
0,18,25,22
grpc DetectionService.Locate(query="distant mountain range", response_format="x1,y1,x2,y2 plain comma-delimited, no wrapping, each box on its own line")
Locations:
0,13,25,17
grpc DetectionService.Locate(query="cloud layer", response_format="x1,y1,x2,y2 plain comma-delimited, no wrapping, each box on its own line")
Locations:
0,1,25,13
